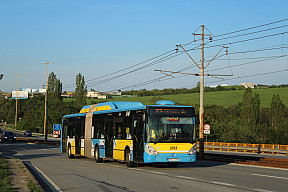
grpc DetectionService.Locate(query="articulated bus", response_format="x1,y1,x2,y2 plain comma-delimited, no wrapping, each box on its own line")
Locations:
61,100,197,167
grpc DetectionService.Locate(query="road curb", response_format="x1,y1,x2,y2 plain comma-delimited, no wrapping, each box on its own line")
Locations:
23,161,63,192
3,156,44,192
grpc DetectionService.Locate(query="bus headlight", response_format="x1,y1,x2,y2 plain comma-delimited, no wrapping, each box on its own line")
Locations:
187,145,196,155
145,144,159,155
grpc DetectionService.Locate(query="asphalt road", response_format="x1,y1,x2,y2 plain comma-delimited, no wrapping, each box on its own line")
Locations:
0,141,287,192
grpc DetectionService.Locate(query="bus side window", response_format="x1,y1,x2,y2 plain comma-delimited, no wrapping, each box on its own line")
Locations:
116,124,123,139
94,118,104,139
124,116,132,139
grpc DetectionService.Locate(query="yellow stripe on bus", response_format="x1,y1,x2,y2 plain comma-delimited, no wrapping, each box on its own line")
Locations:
149,143,194,153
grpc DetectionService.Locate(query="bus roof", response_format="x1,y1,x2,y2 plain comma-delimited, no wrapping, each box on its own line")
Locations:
63,100,194,119
79,101,145,114
63,113,86,119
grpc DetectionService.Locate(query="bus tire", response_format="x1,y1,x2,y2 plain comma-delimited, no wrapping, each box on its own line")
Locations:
68,144,74,159
168,162,178,168
125,148,135,167
94,146,103,163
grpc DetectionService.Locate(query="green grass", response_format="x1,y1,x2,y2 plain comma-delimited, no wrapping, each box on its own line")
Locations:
0,158,13,192
97,87,288,107
27,179,43,192
64,87,288,107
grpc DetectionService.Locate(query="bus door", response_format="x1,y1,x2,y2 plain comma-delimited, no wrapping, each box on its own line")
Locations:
75,118,82,155
105,117,114,159
133,115,144,162
62,119,68,153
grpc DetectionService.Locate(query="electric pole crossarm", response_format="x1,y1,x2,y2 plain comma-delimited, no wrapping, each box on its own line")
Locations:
176,45,201,69
163,72,175,78
205,46,228,69
154,69,199,76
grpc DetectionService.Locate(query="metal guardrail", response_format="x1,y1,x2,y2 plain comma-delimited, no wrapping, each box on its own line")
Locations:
199,142,288,155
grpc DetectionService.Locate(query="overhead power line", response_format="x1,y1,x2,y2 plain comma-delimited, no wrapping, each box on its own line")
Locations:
62,18,288,90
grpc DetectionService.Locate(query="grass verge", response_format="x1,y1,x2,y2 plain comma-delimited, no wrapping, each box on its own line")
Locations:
0,158,13,192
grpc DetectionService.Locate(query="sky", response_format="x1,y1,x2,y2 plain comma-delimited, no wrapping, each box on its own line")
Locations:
0,0,288,92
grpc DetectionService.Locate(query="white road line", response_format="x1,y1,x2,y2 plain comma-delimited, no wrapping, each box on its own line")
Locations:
252,173,288,180
147,171,166,175
175,175,197,180
254,189,274,192
210,181,237,187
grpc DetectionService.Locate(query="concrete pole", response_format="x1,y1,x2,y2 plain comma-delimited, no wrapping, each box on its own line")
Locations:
199,25,205,159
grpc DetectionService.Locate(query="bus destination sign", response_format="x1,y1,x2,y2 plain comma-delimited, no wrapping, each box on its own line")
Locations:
148,107,194,116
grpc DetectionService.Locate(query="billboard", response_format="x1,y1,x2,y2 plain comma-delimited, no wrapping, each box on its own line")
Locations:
11,91,28,99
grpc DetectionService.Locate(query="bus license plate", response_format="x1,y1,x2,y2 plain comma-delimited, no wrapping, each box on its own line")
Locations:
168,158,179,162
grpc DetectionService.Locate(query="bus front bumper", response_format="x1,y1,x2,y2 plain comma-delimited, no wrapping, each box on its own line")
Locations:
143,152,196,163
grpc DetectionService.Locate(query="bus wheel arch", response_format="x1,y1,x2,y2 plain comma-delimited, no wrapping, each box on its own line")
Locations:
94,144,103,163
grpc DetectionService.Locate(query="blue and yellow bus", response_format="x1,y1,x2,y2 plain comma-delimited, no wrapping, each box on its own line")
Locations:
61,100,197,167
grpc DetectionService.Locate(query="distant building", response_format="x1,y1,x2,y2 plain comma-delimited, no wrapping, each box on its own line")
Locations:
210,84,229,88
109,91,122,96
86,91,99,98
98,95,107,99
22,88,39,93
38,89,46,93
241,83,255,88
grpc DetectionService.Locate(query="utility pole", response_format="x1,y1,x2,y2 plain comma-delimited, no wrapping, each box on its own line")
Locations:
15,74,23,128
156,25,229,159
199,25,206,159
42,62,53,142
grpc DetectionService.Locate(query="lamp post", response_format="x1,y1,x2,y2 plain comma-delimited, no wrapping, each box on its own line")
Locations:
15,74,22,127
42,62,53,141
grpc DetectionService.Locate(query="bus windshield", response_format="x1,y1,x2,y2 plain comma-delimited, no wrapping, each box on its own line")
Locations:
147,116,195,143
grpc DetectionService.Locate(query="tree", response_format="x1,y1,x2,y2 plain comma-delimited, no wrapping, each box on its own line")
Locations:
270,94,285,131
48,72,62,100
241,88,253,125
269,94,288,144
240,88,261,143
75,73,87,109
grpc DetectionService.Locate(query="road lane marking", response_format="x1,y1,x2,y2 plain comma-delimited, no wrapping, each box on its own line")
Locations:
147,171,166,175
210,181,237,187
254,189,274,192
101,162,277,192
175,176,197,180
252,173,288,180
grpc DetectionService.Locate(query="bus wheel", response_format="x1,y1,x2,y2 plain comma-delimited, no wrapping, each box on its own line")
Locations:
94,146,103,163
125,148,135,167
168,162,178,168
68,145,74,159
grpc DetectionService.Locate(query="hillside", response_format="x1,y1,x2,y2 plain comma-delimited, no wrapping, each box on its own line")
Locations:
82,87,288,107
